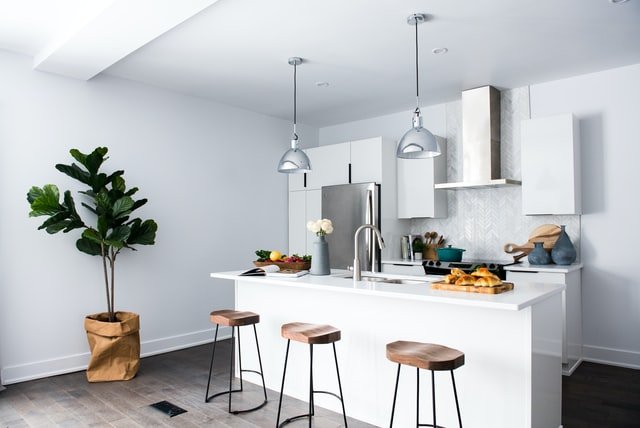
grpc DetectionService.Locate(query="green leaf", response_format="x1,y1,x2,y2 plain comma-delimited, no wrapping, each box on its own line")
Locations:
76,237,102,256
45,220,73,234
38,211,71,231
55,163,91,186
82,228,103,244
112,196,134,218
95,189,112,215
107,225,130,244
127,219,157,245
112,174,126,192
28,185,62,216
97,216,108,238
83,147,108,175
131,198,147,212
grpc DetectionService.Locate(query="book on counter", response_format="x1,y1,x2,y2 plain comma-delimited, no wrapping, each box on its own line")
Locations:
240,264,308,278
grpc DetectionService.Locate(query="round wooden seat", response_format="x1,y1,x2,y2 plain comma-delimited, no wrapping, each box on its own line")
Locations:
210,309,260,327
386,340,465,371
281,322,341,345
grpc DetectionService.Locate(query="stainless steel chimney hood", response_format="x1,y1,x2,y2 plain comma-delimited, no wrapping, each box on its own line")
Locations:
435,85,521,190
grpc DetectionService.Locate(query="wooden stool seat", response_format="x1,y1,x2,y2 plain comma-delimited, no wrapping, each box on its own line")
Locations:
281,322,341,344
210,309,260,327
386,340,465,371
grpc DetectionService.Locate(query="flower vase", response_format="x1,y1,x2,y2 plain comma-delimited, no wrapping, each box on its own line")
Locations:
551,225,577,265
310,235,330,275
528,242,551,265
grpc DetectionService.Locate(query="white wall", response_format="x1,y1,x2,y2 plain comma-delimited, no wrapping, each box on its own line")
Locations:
0,50,317,384
530,63,640,368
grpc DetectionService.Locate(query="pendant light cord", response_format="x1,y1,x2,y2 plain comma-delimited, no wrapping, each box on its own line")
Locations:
414,18,420,111
293,62,298,137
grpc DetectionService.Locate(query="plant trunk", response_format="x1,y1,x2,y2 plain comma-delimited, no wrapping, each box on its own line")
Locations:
110,248,116,322
101,243,112,321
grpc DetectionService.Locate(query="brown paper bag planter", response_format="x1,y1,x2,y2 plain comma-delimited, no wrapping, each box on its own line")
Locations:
85,311,140,382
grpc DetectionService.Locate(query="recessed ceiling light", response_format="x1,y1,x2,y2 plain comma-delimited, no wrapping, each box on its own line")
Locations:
315,81,330,87
432,47,448,55
609,0,630,4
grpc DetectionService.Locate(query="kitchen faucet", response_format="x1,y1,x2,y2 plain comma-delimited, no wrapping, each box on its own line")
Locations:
353,224,385,281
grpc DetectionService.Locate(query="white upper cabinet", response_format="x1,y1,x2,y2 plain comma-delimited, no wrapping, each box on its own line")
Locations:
350,137,383,184
305,144,350,190
397,137,448,219
521,114,581,215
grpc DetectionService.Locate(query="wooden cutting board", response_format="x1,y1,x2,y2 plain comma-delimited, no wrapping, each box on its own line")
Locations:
503,224,561,254
431,281,514,294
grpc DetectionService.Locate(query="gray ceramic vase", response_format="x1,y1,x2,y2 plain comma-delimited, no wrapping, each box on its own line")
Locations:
310,235,330,275
551,225,577,265
528,241,551,265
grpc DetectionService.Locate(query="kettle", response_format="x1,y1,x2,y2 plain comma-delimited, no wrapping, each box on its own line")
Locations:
401,235,414,261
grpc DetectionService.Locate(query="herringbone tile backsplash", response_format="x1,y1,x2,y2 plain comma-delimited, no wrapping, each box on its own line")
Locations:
411,87,580,262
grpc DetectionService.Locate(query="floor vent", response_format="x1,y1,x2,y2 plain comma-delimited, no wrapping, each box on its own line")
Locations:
150,400,187,417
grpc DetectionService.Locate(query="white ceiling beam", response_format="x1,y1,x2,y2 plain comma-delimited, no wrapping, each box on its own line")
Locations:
33,0,219,81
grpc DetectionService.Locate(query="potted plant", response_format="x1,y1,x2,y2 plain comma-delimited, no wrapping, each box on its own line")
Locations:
412,237,424,260
26,147,158,382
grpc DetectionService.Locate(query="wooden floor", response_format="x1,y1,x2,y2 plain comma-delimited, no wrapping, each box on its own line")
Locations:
1,342,639,427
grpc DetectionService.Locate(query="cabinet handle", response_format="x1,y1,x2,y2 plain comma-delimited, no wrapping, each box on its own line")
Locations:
348,163,352,184
508,270,537,273
303,172,307,188
392,263,414,267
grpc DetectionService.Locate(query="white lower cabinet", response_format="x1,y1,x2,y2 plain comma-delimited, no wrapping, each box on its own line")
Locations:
288,189,321,256
506,266,583,375
381,261,425,276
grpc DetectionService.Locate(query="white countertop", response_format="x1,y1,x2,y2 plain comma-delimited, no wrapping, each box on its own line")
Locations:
505,261,583,273
210,269,565,312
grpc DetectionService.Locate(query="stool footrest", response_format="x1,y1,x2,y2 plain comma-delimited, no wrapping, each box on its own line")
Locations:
206,388,268,414
418,424,446,428
278,413,313,428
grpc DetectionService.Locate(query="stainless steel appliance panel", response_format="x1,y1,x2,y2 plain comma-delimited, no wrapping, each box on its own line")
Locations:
321,183,380,271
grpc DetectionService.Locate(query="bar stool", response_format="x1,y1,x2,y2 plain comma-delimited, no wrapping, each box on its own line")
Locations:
276,322,348,428
205,309,268,414
386,341,464,428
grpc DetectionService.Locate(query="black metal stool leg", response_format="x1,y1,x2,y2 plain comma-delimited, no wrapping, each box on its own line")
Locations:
228,326,235,413
205,324,220,402
308,344,314,427
276,339,291,427
451,370,462,428
237,327,244,391
333,342,348,428
254,324,268,402
431,370,436,428
416,368,420,428
389,363,401,428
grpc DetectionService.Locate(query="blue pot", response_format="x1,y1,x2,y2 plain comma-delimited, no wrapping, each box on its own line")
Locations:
551,225,577,265
528,242,551,265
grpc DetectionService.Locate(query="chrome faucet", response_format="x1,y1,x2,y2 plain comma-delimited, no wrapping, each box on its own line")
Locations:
353,224,385,281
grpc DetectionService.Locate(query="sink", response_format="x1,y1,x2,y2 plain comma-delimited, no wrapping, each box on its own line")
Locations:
336,274,427,285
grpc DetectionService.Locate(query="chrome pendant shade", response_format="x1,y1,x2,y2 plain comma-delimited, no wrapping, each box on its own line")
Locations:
278,57,311,174
397,13,441,159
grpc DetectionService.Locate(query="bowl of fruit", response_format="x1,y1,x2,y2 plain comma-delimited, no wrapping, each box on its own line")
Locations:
254,249,312,271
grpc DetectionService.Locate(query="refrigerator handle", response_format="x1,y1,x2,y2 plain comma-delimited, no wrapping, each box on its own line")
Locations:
366,187,377,272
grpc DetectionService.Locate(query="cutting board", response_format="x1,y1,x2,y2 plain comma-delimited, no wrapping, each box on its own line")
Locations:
503,224,561,254
431,281,514,294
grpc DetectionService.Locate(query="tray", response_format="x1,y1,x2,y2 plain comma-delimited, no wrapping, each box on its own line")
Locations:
253,261,311,271
430,281,514,294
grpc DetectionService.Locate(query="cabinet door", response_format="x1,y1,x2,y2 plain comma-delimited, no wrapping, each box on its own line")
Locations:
350,137,382,184
288,191,306,256
288,168,306,191
396,137,447,219
305,190,322,255
305,144,350,189
521,114,581,215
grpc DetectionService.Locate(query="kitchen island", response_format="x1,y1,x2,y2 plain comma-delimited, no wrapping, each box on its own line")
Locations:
210,270,564,428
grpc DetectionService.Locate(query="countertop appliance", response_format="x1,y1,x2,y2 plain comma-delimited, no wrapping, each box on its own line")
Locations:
322,182,380,271
422,259,517,280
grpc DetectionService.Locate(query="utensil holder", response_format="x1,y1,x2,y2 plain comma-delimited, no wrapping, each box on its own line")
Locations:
424,244,438,260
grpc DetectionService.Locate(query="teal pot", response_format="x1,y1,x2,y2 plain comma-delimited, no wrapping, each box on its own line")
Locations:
437,245,466,262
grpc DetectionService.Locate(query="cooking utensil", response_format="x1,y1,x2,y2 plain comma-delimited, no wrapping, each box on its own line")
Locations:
436,235,444,246
436,245,465,262
424,231,433,244
429,231,438,244
503,224,561,255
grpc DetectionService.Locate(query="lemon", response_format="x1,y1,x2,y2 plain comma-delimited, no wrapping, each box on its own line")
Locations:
269,250,282,261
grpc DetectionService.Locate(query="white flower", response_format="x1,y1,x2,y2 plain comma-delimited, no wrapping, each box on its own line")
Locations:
307,218,333,236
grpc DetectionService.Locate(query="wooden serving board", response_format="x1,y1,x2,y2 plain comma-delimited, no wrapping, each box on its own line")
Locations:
431,281,514,294
503,224,561,254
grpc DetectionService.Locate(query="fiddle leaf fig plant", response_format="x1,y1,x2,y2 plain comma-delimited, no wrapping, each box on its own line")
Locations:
27,147,158,322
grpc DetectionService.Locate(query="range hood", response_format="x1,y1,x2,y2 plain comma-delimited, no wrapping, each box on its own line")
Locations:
435,85,521,190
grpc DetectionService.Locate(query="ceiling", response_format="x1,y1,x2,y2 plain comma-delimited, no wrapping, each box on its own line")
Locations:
1,0,639,127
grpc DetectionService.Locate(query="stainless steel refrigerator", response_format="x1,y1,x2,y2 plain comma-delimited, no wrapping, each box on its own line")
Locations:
321,182,381,272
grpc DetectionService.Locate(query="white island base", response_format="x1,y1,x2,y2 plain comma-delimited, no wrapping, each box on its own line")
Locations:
211,272,563,428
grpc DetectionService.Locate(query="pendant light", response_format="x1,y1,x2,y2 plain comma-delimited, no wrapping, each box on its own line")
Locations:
277,57,312,173
397,13,441,159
